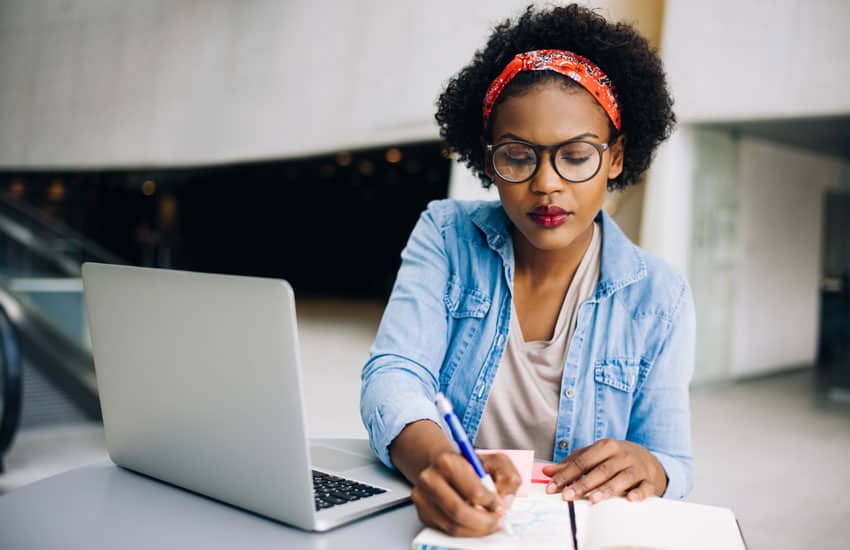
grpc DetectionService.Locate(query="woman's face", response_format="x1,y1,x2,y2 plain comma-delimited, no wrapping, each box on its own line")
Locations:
486,82,623,253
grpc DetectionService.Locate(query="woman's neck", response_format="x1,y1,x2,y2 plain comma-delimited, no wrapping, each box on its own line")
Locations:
512,222,595,287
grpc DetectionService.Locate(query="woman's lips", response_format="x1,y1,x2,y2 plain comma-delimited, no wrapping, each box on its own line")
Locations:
529,205,572,228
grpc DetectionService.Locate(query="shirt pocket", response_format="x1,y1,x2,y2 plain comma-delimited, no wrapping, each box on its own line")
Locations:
444,279,491,318
593,358,640,392
592,357,642,439
440,279,491,388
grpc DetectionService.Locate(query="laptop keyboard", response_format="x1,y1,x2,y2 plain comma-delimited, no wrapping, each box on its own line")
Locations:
312,470,387,511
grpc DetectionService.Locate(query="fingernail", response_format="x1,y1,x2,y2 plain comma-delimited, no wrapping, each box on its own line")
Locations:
561,487,575,500
503,494,515,508
587,491,600,503
546,482,557,494
628,492,639,502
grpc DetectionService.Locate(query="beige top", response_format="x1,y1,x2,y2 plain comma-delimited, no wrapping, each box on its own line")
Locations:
475,222,602,460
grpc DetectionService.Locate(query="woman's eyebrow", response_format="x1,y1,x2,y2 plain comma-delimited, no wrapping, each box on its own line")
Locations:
496,131,601,142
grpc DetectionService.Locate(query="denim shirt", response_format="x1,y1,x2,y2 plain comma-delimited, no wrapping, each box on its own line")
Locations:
360,199,695,500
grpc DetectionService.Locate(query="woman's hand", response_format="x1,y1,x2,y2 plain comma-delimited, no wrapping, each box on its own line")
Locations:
389,420,522,536
411,451,521,537
542,439,667,503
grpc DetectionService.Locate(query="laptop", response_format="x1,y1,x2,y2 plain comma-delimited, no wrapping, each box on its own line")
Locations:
81,263,411,531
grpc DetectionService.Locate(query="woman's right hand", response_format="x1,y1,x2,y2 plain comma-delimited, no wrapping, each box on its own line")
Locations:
390,419,521,536
410,450,520,537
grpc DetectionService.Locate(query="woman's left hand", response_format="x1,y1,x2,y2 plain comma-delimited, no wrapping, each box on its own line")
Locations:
541,439,667,503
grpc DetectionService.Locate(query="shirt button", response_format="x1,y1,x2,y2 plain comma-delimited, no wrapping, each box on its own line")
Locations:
558,440,569,450
564,387,576,398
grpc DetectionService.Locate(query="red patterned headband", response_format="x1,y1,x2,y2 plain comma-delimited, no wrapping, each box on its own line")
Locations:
482,49,621,131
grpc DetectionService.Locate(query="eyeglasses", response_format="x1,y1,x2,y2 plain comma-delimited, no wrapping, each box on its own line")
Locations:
486,139,610,184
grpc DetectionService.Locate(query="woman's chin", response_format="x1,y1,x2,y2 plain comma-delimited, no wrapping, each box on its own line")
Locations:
518,228,584,252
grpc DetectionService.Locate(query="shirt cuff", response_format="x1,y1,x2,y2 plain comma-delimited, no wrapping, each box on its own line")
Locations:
366,392,443,470
651,450,692,501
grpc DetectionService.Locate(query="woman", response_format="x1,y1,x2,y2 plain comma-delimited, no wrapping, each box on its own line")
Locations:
361,4,693,537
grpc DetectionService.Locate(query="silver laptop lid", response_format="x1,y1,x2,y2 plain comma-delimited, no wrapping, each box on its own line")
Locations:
82,263,316,529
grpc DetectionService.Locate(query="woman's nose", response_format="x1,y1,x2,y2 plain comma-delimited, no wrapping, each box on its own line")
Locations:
529,151,565,194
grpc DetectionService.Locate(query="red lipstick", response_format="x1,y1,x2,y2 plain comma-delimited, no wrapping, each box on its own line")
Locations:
529,205,571,228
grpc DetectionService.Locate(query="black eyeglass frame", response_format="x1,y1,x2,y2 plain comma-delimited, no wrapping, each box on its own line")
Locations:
486,139,611,184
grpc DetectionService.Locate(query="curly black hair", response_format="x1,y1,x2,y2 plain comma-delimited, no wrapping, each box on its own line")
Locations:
435,4,675,191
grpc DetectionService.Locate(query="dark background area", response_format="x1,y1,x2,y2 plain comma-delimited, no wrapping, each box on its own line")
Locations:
0,142,451,298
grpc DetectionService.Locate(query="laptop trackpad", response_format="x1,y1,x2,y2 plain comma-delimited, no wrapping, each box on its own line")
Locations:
310,445,375,473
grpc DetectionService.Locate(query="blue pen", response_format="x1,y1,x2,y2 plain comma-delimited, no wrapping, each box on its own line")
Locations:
435,392,513,535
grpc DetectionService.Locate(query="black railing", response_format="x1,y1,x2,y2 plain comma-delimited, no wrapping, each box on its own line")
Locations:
0,287,100,422
0,194,116,474
0,194,123,274
0,303,22,473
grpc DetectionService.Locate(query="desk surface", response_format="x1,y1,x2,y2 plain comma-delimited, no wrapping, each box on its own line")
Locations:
0,439,422,549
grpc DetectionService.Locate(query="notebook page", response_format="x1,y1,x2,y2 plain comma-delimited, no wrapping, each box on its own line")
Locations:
571,499,593,548
581,497,745,550
411,484,574,550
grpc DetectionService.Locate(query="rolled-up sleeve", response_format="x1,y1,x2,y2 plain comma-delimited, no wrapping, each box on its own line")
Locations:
360,203,451,469
627,281,696,500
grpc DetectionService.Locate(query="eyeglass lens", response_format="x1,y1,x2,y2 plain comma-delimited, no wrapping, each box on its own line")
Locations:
492,141,602,183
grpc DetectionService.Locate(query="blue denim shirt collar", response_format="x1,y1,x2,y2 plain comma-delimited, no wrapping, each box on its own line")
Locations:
468,200,647,301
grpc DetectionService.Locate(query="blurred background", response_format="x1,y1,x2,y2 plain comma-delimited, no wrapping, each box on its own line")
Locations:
0,1,847,548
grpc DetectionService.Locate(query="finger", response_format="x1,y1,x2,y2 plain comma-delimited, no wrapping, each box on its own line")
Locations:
561,455,630,501
416,496,502,537
545,446,600,493
585,467,640,504
431,453,504,513
413,487,500,538
480,453,522,498
417,464,504,533
546,439,619,494
541,462,565,476
541,462,567,477
627,480,657,502
541,444,590,477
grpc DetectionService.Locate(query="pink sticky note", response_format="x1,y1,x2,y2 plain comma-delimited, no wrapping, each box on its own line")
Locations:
475,449,534,497
532,462,552,484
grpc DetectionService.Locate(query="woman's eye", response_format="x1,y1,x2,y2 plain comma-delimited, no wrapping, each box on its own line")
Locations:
560,154,591,165
501,149,535,164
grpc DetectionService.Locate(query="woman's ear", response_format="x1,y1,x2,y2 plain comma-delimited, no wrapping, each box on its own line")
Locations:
607,133,626,180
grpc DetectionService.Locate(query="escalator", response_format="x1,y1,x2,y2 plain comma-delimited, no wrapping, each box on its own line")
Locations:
0,194,124,472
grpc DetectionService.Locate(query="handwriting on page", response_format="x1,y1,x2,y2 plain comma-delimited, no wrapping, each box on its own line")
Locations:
411,485,574,550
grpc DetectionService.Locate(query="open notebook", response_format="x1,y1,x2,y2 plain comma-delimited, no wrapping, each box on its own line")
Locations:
412,458,747,550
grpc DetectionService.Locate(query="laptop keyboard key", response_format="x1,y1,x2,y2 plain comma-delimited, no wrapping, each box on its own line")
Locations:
312,470,386,511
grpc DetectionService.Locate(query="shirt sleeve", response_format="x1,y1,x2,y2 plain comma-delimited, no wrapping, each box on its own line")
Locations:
627,280,696,500
360,203,451,469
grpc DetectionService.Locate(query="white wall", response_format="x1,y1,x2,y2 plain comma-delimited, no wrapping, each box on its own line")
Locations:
640,127,696,277
447,163,499,202
0,0,538,169
663,128,850,382
730,139,847,377
0,0,670,170
680,127,741,383
654,0,850,380
662,0,850,122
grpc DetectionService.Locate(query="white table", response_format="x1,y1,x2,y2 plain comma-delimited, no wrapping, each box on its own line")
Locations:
0,439,422,549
